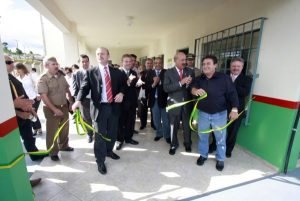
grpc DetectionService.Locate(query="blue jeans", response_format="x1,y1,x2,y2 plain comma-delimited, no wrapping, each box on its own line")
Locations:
152,99,170,139
198,110,227,161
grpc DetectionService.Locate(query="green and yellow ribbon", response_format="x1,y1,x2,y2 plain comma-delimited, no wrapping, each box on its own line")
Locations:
167,93,255,134
74,109,111,142
0,109,111,169
0,154,25,170
166,93,207,112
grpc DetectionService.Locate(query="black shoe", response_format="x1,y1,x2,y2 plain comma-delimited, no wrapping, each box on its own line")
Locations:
98,163,107,175
169,146,177,155
51,155,60,161
107,152,120,160
60,147,74,151
216,160,224,171
87,136,93,143
140,126,145,130
226,153,232,158
154,136,162,141
30,178,42,187
116,142,123,150
185,146,192,152
133,130,139,134
30,155,44,161
196,156,207,166
166,138,171,144
126,139,139,145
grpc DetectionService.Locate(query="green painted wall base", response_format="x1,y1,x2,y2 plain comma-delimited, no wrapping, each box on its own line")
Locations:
0,129,34,201
237,101,299,172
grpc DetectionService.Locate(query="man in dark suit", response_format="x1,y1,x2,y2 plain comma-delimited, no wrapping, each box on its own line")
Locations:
147,57,170,143
164,52,195,155
116,54,139,150
72,47,126,175
73,54,94,143
140,58,156,130
226,57,252,158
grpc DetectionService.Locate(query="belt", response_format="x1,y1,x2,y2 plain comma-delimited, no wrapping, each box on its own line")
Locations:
100,102,112,105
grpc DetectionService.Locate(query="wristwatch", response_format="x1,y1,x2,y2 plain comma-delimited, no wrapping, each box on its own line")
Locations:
231,108,238,113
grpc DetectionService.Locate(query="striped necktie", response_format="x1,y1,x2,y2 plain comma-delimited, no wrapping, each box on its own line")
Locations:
104,66,113,103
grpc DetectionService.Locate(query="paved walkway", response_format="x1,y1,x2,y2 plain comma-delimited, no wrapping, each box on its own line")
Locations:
26,112,277,201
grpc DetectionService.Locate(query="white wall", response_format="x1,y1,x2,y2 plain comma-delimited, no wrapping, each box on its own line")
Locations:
107,48,142,66
63,23,80,66
143,0,300,101
43,16,65,69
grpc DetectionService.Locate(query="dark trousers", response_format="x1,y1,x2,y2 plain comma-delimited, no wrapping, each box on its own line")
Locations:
168,107,191,148
80,98,93,137
17,117,39,159
31,98,41,130
94,104,119,164
118,106,136,142
140,98,148,128
140,98,155,128
226,116,243,155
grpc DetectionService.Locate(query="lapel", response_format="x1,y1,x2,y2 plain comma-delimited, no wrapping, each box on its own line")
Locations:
172,67,180,81
234,74,243,86
92,66,102,93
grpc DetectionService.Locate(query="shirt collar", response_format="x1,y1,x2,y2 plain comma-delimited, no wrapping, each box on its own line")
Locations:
175,66,183,72
46,71,59,78
201,71,219,79
98,63,109,69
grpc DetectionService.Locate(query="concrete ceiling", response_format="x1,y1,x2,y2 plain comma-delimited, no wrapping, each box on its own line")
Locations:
28,0,225,49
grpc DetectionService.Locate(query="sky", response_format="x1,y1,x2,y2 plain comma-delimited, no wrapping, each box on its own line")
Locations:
0,0,44,55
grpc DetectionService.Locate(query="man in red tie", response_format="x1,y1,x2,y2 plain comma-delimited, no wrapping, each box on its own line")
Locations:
72,47,126,175
163,52,194,155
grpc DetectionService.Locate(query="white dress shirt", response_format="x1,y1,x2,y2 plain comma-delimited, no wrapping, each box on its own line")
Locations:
17,74,38,100
231,73,239,82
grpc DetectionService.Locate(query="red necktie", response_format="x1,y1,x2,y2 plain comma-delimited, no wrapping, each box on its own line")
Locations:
104,66,113,103
179,69,183,81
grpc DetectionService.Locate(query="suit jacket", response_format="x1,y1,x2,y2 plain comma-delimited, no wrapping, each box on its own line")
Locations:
163,67,195,115
76,65,127,121
140,69,153,100
119,68,138,110
8,74,30,125
147,69,168,108
73,70,85,98
232,74,253,112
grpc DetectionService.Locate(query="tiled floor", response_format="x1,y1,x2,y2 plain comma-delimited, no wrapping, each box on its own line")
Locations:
26,113,276,201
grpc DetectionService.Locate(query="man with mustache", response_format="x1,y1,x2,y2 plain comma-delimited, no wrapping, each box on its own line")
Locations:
191,55,239,171
38,57,74,161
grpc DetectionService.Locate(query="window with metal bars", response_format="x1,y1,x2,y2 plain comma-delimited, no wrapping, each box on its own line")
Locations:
194,17,266,124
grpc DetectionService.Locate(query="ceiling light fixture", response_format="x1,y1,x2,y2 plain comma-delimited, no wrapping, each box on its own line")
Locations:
126,16,134,26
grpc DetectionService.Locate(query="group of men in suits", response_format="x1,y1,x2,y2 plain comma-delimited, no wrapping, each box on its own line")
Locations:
71,47,252,174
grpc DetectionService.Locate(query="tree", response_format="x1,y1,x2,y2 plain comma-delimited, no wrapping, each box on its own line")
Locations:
15,48,23,59
29,50,34,62
2,42,12,54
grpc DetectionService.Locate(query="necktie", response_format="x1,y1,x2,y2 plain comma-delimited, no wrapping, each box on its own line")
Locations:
104,66,113,103
179,69,183,80
156,70,160,76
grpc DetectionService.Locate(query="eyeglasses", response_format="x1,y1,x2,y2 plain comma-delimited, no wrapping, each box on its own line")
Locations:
5,61,14,65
